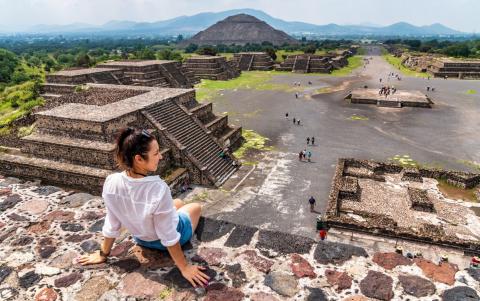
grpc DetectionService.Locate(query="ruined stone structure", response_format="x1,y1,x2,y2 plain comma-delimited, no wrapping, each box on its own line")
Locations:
326,158,480,254
428,58,480,79
345,89,433,108
41,60,193,100
276,49,353,73
182,56,240,80
0,84,242,194
232,52,274,71
182,14,299,46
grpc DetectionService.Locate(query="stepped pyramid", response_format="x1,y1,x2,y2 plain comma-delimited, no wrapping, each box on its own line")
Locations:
183,14,299,46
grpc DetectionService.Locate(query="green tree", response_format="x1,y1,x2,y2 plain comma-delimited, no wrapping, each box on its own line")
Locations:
303,44,317,54
75,52,92,67
265,47,277,61
0,49,19,83
185,43,198,53
196,46,217,56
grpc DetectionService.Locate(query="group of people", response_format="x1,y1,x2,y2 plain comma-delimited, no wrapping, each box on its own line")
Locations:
379,85,396,96
298,149,312,162
309,197,328,240
286,113,302,126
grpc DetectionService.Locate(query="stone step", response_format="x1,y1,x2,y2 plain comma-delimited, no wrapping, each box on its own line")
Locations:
40,93,62,100
0,152,111,194
21,133,117,169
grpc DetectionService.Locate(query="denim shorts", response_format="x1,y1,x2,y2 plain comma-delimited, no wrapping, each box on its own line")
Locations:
133,212,193,251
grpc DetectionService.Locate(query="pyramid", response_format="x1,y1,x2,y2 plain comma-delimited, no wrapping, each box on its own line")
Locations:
184,14,299,46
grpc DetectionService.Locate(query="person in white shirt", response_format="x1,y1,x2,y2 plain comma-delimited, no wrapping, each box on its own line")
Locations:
78,127,209,287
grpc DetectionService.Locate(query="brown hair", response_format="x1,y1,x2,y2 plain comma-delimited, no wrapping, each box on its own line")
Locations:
115,127,155,170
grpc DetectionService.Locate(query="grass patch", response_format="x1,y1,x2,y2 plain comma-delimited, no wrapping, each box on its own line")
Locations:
437,179,478,202
382,54,429,78
388,154,419,167
458,159,480,172
466,89,477,95
194,71,298,102
233,129,273,158
330,56,364,77
348,114,369,121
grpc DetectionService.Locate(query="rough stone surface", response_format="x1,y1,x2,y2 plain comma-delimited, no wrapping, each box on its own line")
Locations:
250,292,280,301
111,258,141,273
120,272,166,298
290,254,316,278
306,287,328,301
195,217,235,242
264,271,299,297
27,220,52,234
442,286,480,301
60,223,84,232
88,219,104,232
226,263,247,288
198,247,227,266
256,229,315,255
61,193,95,208
75,276,112,301
467,268,480,282
414,258,458,285
373,252,412,270
49,251,78,269
398,274,435,297
80,240,100,253
314,241,368,264
32,186,61,196
224,224,257,247
65,234,93,243
325,269,353,292
19,199,49,215
342,296,370,301
7,213,29,221
0,265,13,284
204,287,244,301
110,241,134,257
54,272,83,287
360,270,393,301
239,250,274,273
0,194,22,211
0,288,17,300
11,236,34,246
130,245,174,269
45,210,75,221
36,245,56,259
34,287,57,301
19,271,42,288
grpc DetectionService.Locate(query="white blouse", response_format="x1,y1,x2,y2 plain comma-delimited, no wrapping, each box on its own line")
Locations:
101,171,180,247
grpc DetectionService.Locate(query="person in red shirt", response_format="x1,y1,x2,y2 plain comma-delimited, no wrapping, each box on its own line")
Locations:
319,229,327,240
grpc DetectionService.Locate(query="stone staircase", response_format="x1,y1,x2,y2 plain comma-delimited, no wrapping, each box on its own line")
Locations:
293,57,309,73
143,100,238,186
239,54,254,71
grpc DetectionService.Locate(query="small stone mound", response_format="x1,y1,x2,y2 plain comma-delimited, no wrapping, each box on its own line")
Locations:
314,241,368,264
255,230,315,256
195,217,235,242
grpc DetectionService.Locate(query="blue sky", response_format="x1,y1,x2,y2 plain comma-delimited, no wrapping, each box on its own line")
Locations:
0,0,478,32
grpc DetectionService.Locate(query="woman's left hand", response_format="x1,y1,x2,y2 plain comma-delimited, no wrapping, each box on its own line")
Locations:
77,251,108,265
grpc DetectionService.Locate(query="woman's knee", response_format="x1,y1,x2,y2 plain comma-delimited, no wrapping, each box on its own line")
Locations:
173,198,184,209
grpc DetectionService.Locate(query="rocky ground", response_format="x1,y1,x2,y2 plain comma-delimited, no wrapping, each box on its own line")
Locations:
1,174,480,301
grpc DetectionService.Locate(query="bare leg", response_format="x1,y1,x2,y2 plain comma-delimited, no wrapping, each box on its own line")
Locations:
178,203,202,231
173,198,184,210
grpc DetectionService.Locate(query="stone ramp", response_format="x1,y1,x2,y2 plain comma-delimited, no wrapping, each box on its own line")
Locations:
143,100,238,186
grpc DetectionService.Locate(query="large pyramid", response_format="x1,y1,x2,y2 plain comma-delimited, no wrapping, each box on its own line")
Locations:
184,14,299,46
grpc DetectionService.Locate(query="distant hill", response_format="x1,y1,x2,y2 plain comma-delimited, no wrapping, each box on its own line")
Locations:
183,14,299,46
16,8,466,37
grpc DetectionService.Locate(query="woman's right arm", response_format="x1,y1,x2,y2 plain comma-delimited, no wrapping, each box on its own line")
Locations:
167,243,210,287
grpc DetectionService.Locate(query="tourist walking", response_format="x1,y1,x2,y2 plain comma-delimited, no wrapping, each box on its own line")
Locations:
306,137,310,145
293,117,296,125
285,112,289,119
298,151,303,161
319,229,328,241
295,92,298,99
78,127,209,288
309,196,316,212
302,149,307,160
307,151,312,162
311,137,315,145
297,119,301,126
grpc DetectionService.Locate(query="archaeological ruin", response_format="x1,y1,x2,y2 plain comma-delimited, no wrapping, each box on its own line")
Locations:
326,158,480,254
345,89,433,108
0,83,242,194
402,54,480,79
276,49,355,73
182,56,240,80
232,52,274,71
182,14,299,46
41,60,195,100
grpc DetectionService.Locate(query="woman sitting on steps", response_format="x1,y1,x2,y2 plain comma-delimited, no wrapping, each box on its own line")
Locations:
78,127,209,287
